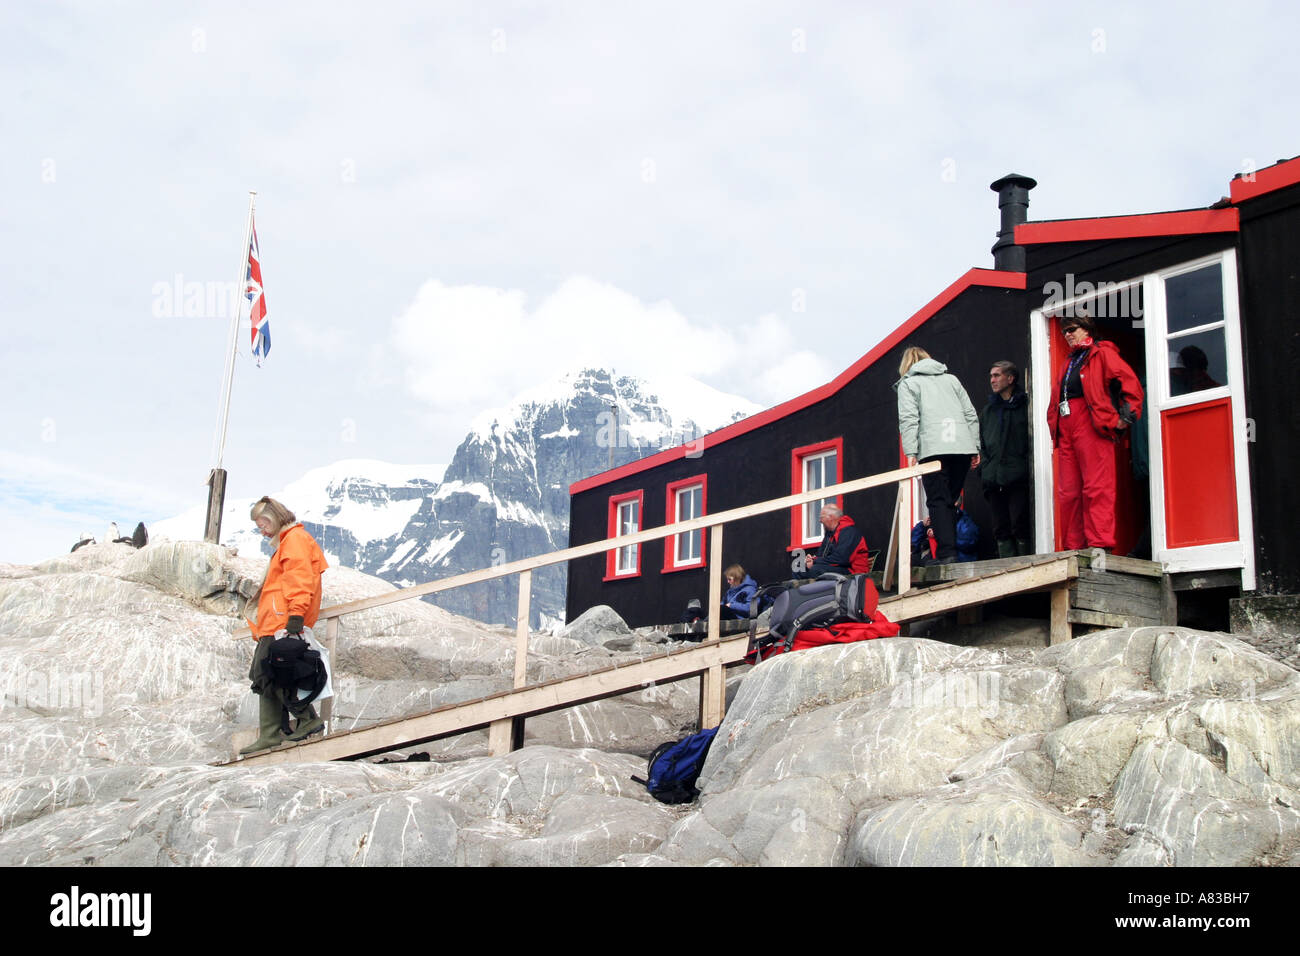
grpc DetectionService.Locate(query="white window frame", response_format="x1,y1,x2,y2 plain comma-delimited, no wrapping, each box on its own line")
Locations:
672,483,704,567
615,497,640,576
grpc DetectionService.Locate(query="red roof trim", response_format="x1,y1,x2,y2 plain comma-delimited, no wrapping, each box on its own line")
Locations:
569,268,1027,495
1014,208,1239,245
1230,156,1300,203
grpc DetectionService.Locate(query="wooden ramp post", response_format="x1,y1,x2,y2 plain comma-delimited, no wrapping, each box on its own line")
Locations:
322,617,338,733
489,569,531,755
1050,583,1071,645
699,526,726,729
895,476,912,598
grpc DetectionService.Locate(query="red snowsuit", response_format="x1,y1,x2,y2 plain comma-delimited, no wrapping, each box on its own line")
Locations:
1046,340,1144,550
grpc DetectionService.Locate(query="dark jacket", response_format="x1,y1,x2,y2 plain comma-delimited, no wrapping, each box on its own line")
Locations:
979,388,1030,489
800,515,871,578
723,575,759,616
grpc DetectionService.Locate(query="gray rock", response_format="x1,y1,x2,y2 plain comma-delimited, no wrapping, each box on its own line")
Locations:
6,544,1300,871
849,768,1101,866
1111,739,1300,866
561,605,632,646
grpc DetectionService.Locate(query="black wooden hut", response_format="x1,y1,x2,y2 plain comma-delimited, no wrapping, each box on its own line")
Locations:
565,157,1300,628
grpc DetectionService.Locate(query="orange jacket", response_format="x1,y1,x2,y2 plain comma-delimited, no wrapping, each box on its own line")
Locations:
249,523,328,637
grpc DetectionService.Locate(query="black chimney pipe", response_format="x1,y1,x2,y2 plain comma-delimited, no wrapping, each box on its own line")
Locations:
989,173,1037,272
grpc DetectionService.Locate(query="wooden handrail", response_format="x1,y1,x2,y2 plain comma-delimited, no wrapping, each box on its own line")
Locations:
231,461,939,639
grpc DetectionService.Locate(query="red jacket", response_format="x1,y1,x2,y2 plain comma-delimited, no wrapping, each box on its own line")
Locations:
1047,340,1144,445
808,514,872,576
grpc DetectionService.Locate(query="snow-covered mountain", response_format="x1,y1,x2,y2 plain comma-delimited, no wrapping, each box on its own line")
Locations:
157,368,759,628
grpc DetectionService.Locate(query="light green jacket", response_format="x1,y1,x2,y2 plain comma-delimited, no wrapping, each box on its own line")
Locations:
895,359,981,460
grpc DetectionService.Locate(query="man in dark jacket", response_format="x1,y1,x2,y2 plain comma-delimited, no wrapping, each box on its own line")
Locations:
980,360,1032,557
797,504,871,578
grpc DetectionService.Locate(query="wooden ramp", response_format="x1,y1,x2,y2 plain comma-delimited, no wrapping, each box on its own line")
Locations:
223,553,1082,768
226,633,749,768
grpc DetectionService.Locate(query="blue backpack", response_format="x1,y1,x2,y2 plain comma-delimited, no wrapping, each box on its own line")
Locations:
633,726,720,804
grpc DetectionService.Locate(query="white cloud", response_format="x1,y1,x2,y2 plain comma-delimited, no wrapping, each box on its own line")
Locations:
384,275,834,420
0,452,194,565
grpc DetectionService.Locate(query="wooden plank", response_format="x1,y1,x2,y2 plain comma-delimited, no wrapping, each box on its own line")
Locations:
487,718,513,756
1074,549,1164,578
1070,569,1162,618
228,635,754,767
1160,574,1178,626
700,526,726,728
666,619,749,637
913,553,1056,584
232,461,942,637
707,527,723,645
1066,608,1161,629
700,663,725,730
882,485,901,592
881,556,1078,623
514,569,531,688
322,617,338,734
1169,568,1243,591
1050,585,1071,645
896,478,912,597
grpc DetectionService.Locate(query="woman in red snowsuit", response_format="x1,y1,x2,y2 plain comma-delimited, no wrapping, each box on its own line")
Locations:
1046,314,1144,552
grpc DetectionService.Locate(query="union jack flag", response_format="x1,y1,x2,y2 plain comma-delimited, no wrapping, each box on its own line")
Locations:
246,220,270,365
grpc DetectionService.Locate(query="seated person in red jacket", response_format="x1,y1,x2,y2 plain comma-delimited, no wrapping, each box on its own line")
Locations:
797,504,871,578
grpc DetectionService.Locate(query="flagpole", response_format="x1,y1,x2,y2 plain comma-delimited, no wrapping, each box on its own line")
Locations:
204,190,257,544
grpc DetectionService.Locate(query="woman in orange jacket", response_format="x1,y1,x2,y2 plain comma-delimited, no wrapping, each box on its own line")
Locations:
240,496,329,755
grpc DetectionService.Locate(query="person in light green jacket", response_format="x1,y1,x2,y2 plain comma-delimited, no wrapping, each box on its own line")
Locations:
895,347,981,565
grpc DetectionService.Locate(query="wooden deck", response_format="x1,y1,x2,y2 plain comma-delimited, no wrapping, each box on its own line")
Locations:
911,548,1176,630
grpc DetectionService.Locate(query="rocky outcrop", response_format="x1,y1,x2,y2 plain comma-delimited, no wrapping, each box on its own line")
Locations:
625,628,1300,867
3,543,1297,867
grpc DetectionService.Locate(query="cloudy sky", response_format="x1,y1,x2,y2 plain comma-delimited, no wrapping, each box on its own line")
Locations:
2,1,1295,563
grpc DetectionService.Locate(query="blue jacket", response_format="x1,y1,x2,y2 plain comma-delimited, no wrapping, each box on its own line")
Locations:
723,575,759,616
911,511,980,562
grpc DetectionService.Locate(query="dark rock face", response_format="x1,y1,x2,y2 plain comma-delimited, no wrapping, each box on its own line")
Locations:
417,369,744,627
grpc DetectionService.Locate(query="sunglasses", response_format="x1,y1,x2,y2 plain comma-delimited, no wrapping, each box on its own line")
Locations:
1061,325,1080,334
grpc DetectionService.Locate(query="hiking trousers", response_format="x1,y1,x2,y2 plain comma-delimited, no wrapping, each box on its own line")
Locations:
1056,397,1117,550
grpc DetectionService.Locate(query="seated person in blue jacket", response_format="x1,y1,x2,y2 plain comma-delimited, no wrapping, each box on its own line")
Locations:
797,504,871,578
720,564,758,619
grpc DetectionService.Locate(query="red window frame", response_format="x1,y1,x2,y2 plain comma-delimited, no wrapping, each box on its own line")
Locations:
662,474,707,573
789,438,844,551
604,490,645,581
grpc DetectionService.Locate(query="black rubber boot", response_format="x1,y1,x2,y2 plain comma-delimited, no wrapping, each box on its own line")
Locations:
286,704,324,742
239,694,287,755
